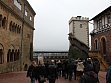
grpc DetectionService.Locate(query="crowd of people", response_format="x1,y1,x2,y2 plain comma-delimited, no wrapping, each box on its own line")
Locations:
26,57,101,83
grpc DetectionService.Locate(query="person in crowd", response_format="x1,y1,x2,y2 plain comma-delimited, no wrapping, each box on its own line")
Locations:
73,60,77,80
57,60,62,77
37,63,46,83
44,61,50,78
76,60,84,80
61,60,65,77
106,63,111,83
48,60,58,83
67,60,74,81
84,58,94,72
92,58,100,83
79,58,98,83
27,60,37,83
63,60,69,79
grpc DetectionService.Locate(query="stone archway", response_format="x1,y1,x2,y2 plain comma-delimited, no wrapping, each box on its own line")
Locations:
7,45,15,62
0,43,4,64
24,64,28,71
94,38,99,50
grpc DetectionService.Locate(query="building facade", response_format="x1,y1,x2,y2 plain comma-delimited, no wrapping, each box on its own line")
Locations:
69,16,89,46
0,0,36,73
33,51,68,64
90,6,111,64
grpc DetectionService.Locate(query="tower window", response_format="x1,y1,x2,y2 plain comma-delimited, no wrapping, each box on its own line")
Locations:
80,24,82,28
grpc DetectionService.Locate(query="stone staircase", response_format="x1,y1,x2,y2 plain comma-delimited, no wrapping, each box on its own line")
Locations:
88,51,108,71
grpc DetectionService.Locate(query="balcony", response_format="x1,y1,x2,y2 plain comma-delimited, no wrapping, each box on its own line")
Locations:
91,24,111,35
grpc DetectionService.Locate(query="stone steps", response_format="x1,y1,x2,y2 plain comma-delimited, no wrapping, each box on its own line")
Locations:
88,51,108,71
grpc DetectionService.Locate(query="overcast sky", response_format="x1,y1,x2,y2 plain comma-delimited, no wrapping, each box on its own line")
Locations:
27,0,110,51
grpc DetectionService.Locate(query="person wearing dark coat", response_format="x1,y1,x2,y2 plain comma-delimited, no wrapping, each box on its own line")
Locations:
27,61,37,83
48,60,58,83
37,64,46,83
67,60,74,81
79,71,98,83
63,60,68,79
92,58,100,83
106,64,111,83
57,61,62,77
79,59,98,83
92,58,100,74
44,61,50,78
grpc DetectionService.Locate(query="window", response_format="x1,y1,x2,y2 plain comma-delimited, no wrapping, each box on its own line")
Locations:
14,0,22,10
17,49,20,60
95,40,98,50
101,38,106,54
2,17,6,28
9,21,12,31
30,16,32,21
97,18,102,28
14,49,17,61
0,14,2,27
15,24,17,33
107,14,111,24
10,49,14,62
80,24,82,28
25,10,28,16
7,49,11,62
17,25,19,33
0,49,3,64
19,26,21,33
9,21,21,34
12,23,15,32
0,44,3,64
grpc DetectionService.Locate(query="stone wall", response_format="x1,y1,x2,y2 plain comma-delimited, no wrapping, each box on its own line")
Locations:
91,30,111,63
0,0,35,73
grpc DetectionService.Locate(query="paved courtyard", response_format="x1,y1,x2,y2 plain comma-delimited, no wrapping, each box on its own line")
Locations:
0,71,106,83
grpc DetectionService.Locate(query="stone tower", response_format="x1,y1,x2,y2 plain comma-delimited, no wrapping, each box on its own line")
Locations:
69,16,89,46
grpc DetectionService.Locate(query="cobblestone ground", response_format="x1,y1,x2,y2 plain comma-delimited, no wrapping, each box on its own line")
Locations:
0,71,106,83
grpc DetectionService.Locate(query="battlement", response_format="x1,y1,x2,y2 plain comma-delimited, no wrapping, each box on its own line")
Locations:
69,16,89,23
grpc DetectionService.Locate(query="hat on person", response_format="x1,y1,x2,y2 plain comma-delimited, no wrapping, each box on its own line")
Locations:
51,60,54,63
